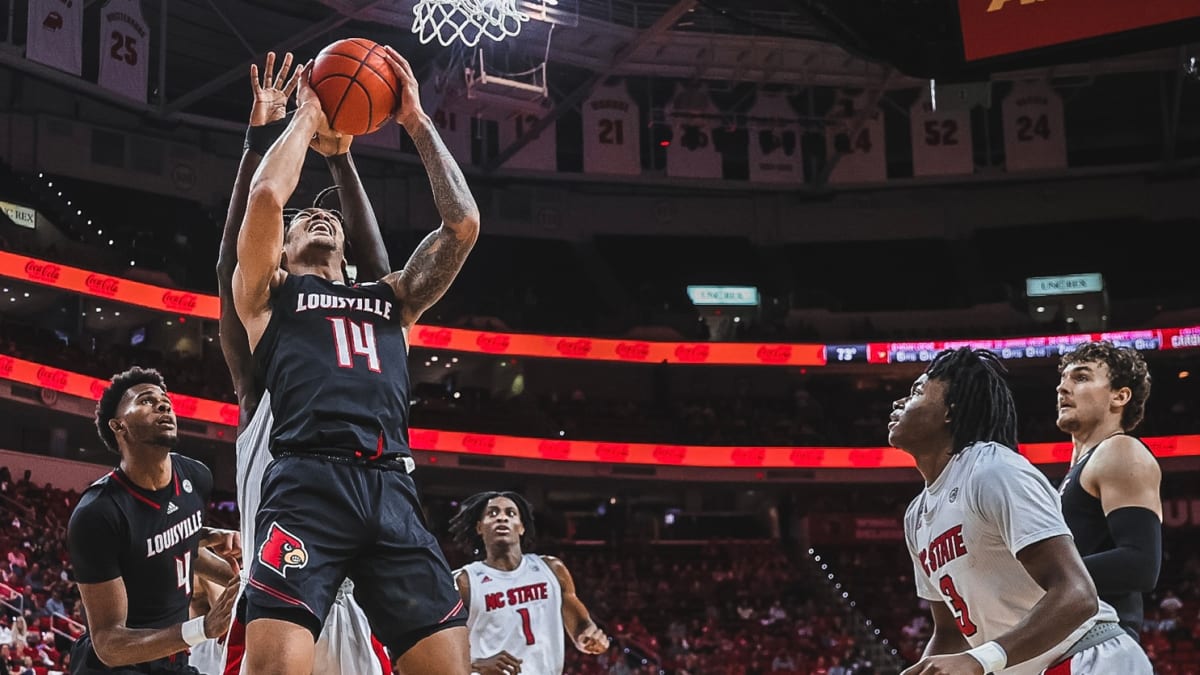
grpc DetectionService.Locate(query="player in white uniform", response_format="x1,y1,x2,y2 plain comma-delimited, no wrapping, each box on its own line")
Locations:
213,51,393,675
890,347,1152,675
449,492,610,675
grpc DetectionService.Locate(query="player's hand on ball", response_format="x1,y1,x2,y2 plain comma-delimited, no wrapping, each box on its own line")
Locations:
249,51,299,127
901,654,986,675
310,116,352,157
380,46,425,129
473,651,522,675
576,625,610,654
203,576,242,641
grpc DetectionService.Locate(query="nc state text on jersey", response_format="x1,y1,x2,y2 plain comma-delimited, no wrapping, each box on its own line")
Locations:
483,582,550,611
295,293,392,320
918,524,969,576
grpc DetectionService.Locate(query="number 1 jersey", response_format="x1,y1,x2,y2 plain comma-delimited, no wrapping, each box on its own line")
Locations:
903,442,1118,674
461,555,566,675
255,273,411,460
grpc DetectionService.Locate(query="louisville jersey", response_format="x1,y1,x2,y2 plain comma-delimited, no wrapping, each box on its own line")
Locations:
904,442,1118,675
461,555,565,675
1060,434,1151,638
254,274,411,460
68,454,212,630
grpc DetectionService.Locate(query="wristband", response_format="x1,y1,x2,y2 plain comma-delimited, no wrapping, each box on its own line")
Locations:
965,641,1007,674
243,116,290,155
181,616,208,647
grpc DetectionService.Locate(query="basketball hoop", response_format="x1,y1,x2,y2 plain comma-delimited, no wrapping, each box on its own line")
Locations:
412,0,528,48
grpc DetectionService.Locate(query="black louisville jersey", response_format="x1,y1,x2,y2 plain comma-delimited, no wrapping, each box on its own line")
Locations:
254,273,412,460
1060,434,1147,637
68,454,212,630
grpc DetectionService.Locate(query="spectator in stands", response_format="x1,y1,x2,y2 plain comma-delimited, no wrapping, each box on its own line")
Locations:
9,619,27,653
43,591,65,620
16,654,34,675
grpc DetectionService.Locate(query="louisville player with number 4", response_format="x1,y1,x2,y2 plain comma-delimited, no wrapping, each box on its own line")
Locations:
67,367,242,675
889,348,1151,675
450,492,609,675
232,46,479,675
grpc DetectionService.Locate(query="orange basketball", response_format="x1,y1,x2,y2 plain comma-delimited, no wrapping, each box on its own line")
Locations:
309,38,400,136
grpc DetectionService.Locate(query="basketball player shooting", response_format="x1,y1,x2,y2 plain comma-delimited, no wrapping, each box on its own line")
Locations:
1056,341,1162,641
213,51,394,675
890,348,1151,675
67,367,241,675
232,46,479,675
450,492,610,675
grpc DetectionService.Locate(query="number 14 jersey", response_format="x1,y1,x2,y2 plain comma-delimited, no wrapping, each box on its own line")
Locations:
255,273,411,460
461,555,566,675
903,442,1118,675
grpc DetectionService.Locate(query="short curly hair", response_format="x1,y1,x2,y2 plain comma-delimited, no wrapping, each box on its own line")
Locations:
449,491,537,560
1059,341,1152,431
95,367,167,455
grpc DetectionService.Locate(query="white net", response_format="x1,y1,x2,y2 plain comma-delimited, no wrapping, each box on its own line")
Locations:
412,0,528,47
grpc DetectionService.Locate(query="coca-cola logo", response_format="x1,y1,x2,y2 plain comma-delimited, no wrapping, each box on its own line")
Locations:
537,440,571,460
409,430,440,449
219,405,240,426
462,434,496,454
416,327,453,348
161,291,198,312
653,445,687,464
555,339,592,358
0,356,14,378
730,447,767,466
475,334,511,353
172,396,198,418
756,345,792,364
85,274,120,297
789,448,825,467
674,343,711,363
89,379,107,399
35,367,67,390
616,342,650,361
848,448,885,468
595,443,630,463
23,260,61,283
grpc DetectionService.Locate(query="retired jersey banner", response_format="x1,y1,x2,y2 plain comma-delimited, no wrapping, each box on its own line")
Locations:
959,0,1200,62
665,83,722,180
910,88,975,177
26,0,83,75
1002,80,1067,171
410,68,472,163
98,0,150,102
497,107,557,172
747,91,804,185
825,90,887,184
582,80,640,176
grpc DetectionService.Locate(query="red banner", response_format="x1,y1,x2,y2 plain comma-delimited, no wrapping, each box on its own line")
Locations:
4,352,1200,469
958,0,1200,61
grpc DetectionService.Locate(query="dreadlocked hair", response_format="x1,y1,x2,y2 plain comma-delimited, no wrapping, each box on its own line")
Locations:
95,366,167,455
925,347,1019,454
1059,340,1152,431
449,491,537,560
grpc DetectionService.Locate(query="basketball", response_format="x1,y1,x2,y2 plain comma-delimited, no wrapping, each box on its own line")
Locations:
309,38,400,136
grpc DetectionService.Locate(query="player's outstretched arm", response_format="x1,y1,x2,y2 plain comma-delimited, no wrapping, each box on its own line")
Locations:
379,46,479,328
1082,437,1163,595
319,148,391,281
217,52,297,402
544,556,610,655
233,64,326,349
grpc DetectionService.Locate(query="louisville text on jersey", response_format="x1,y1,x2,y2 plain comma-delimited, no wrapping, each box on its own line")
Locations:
145,510,203,558
295,292,392,320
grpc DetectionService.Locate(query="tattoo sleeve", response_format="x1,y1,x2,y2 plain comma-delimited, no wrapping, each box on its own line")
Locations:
408,116,480,232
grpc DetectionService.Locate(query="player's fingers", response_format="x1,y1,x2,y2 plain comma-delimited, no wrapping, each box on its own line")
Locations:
274,52,294,89
263,51,276,84
499,653,522,668
250,64,262,94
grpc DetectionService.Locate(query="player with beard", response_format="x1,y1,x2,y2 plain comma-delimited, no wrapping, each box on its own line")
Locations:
67,367,241,674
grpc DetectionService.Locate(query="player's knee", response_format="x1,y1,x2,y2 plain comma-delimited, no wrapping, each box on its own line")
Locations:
244,617,317,675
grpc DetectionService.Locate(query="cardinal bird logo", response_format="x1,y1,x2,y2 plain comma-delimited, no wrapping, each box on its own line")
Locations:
258,522,308,578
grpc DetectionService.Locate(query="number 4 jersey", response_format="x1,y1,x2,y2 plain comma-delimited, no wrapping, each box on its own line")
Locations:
903,442,1118,675
460,555,566,675
255,274,412,460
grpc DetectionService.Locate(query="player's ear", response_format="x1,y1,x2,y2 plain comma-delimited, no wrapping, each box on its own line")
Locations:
109,418,124,437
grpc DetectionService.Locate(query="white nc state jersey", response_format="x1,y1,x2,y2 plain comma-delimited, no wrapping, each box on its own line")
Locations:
463,555,565,675
904,442,1118,675
236,390,274,554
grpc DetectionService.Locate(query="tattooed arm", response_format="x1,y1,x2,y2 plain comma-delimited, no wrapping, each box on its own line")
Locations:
379,46,480,329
